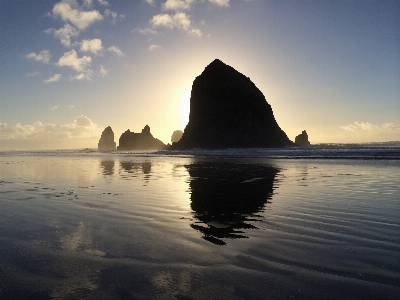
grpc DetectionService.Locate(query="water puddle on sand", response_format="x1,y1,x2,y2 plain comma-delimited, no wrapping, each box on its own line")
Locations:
0,155,399,299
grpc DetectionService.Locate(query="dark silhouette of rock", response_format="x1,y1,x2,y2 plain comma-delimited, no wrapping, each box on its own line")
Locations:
98,126,116,151
117,125,167,150
171,130,183,143
295,130,311,146
170,59,294,149
186,161,279,245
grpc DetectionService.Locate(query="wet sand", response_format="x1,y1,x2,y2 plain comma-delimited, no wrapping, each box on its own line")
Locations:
0,154,399,299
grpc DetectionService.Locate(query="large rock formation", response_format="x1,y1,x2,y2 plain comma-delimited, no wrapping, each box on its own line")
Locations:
117,125,167,150
170,59,294,149
295,130,311,146
98,126,116,151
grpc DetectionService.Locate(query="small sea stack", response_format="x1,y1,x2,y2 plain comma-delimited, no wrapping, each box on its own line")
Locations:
295,130,311,146
98,126,116,151
117,125,167,150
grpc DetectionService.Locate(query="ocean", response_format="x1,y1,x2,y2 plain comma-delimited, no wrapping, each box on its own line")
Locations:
0,146,399,299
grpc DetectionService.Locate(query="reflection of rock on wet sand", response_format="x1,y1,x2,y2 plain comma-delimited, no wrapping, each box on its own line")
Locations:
100,160,115,175
119,161,152,183
186,162,279,245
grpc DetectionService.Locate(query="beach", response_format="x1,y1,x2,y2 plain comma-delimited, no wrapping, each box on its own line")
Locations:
0,150,399,299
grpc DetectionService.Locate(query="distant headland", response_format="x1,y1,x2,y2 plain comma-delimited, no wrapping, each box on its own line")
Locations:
98,59,311,151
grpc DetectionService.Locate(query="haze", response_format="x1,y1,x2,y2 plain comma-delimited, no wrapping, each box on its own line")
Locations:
0,0,399,150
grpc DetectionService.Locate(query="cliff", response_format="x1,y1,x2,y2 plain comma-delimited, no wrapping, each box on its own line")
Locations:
98,126,116,151
170,59,294,149
117,125,167,150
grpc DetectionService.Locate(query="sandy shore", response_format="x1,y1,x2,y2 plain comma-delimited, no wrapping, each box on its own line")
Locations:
0,154,399,299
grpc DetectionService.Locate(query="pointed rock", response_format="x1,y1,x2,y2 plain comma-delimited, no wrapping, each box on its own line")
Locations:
98,126,116,151
295,130,311,146
170,59,294,149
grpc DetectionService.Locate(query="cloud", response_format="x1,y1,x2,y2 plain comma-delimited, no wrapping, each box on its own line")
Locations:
163,0,195,11
97,0,109,6
45,24,80,47
71,71,93,81
0,122,57,140
189,28,202,37
26,71,40,77
99,65,108,77
151,13,175,29
148,44,161,51
50,105,59,111
26,50,51,64
57,49,91,72
60,115,102,138
104,9,124,23
0,116,102,141
44,74,62,83
150,12,202,36
145,0,156,6
80,38,103,55
82,0,93,7
209,0,230,7
133,27,157,35
52,0,104,30
107,46,124,57
151,12,191,30
339,121,400,141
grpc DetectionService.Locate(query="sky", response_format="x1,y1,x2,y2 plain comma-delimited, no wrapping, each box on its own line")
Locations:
0,0,399,150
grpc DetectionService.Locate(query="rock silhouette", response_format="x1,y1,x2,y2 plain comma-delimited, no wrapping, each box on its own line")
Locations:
171,130,183,143
295,130,311,146
171,59,294,149
98,126,116,151
186,161,279,245
117,125,167,151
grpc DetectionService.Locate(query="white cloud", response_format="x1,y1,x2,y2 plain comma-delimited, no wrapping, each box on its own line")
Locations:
99,65,108,77
0,116,102,141
151,12,191,31
97,0,109,6
104,9,124,23
44,74,62,83
151,13,175,29
83,0,109,7
148,44,161,51
209,0,229,7
133,27,157,35
60,115,102,138
46,24,80,47
189,28,202,37
163,0,195,11
80,38,103,55
150,12,202,36
50,105,59,111
26,71,40,77
52,0,104,30
145,0,156,6
0,122,56,140
57,49,91,72
26,50,51,64
107,46,124,57
339,121,400,142
71,71,92,81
